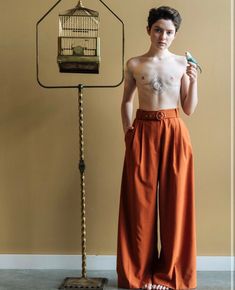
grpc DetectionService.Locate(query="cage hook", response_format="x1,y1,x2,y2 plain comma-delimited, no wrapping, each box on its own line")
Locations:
77,0,84,8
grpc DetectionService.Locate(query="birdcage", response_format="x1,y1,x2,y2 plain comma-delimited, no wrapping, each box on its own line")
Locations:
57,0,100,73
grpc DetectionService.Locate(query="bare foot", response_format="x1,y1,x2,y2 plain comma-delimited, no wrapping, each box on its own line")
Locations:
154,285,169,290
142,284,169,290
142,283,152,290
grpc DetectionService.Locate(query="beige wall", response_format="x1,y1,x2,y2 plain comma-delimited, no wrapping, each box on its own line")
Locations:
0,0,232,255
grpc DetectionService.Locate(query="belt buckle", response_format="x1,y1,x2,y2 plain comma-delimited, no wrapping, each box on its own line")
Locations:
156,111,166,120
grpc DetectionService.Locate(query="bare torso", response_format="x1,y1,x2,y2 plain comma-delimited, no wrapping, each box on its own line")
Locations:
128,52,187,110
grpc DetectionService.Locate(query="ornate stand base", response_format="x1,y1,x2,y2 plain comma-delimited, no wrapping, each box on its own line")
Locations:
59,277,108,289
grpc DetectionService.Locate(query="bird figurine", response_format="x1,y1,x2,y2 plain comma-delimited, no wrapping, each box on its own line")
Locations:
185,51,202,73
72,45,85,56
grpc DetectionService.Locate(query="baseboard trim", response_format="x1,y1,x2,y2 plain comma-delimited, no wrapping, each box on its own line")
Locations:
0,255,234,271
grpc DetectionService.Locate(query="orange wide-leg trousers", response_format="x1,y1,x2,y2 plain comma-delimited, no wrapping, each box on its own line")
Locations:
116,108,197,290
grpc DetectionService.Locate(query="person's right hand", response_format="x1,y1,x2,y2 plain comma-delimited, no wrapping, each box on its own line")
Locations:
125,126,134,135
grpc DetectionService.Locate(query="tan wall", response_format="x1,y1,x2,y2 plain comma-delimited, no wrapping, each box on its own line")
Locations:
0,0,232,255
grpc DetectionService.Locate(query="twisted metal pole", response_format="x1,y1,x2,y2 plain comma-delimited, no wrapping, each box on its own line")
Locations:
59,85,108,288
78,84,87,279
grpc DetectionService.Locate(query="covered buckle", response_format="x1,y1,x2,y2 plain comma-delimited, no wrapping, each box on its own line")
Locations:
156,111,166,120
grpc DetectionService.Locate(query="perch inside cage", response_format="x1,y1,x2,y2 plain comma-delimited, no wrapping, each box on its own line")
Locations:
57,0,100,73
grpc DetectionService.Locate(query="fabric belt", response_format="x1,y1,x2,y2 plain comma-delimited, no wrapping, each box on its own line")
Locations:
136,108,179,121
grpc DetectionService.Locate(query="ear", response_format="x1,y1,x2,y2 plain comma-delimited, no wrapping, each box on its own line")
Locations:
146,26,150,35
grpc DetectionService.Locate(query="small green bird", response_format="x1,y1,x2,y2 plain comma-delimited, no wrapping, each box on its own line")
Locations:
185,51,202,73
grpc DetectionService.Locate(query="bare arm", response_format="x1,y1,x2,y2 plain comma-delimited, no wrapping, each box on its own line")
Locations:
121,60,137,134
180,62,198,115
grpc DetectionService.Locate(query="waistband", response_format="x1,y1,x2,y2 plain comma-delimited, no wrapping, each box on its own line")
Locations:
136,108,179,121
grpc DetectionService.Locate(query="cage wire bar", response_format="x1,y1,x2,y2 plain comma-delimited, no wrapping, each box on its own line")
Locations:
36,0,125,289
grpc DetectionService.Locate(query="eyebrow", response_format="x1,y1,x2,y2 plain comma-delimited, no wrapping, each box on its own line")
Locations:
153,25,174,32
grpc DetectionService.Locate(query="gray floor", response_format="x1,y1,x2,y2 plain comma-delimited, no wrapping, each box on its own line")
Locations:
0,270,233,290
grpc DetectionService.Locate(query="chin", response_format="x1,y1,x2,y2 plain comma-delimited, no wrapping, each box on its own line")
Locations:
156,46,166,50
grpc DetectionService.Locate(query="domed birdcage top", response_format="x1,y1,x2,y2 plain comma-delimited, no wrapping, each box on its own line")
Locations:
59,0,99,17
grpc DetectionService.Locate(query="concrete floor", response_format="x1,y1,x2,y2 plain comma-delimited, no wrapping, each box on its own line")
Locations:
0,270,233,290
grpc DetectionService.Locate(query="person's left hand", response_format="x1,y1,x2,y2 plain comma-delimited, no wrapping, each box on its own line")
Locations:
186,62,197,83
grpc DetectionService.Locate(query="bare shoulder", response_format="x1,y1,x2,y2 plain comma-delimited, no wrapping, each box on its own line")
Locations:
172,53,187,67
126,55,143,71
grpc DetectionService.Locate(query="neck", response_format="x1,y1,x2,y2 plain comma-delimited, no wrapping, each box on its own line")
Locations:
146,46,171,60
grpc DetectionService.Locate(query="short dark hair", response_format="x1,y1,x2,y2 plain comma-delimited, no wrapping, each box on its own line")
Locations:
147,6,182,32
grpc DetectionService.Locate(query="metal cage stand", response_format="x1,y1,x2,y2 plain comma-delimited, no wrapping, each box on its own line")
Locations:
36,1,125,289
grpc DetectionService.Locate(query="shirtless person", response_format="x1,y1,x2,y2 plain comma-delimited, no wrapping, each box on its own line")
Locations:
116,6,198,290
